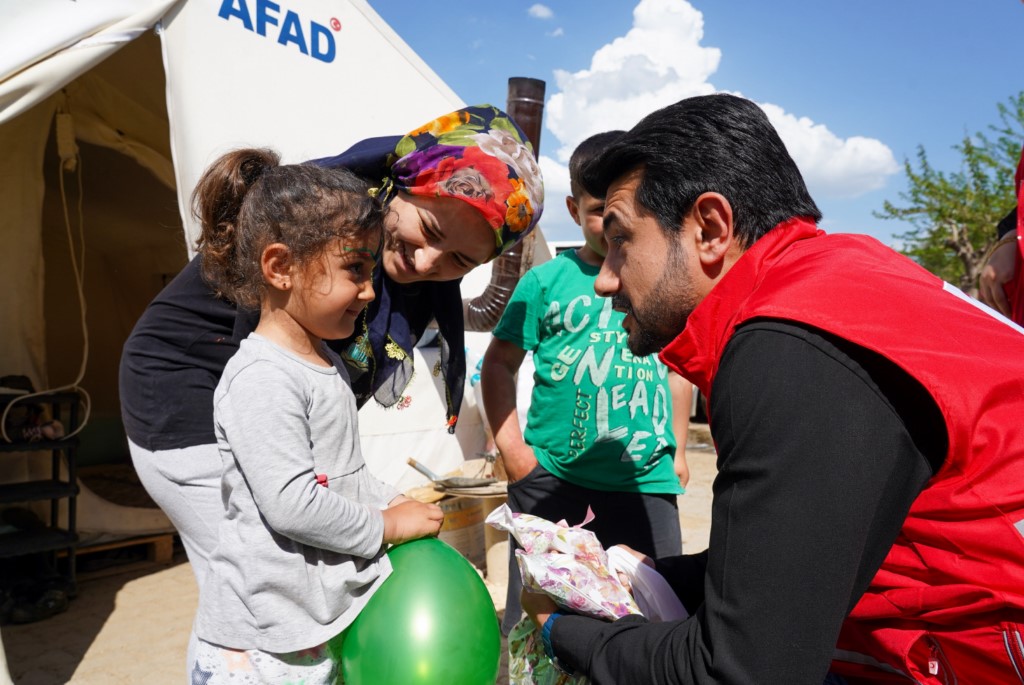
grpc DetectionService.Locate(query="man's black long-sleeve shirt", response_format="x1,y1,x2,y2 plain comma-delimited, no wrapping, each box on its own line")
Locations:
550,320,945,684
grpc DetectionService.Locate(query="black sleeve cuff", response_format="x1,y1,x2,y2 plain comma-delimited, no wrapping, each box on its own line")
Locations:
552,614,649,675
653,551,708,614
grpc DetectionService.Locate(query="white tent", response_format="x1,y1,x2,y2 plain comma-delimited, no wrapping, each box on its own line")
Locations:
0,0,518,538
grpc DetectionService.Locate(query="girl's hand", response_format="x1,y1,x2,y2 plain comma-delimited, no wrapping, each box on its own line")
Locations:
382,500,444,545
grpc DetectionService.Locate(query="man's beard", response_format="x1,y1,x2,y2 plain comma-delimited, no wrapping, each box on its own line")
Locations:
614,249,694,357
614,293,689,356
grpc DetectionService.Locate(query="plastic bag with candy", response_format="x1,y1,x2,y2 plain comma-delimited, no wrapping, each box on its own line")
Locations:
486,504,641,684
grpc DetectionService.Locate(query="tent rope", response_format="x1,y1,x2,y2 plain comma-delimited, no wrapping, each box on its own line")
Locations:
1,98,92,443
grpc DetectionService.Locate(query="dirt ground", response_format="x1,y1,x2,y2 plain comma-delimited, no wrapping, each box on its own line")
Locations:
1,432,716,684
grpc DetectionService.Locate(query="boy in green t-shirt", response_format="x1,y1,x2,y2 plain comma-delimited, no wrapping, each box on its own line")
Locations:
482,131,691,634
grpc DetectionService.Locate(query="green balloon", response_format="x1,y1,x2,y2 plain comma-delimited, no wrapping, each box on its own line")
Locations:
339,537,500,684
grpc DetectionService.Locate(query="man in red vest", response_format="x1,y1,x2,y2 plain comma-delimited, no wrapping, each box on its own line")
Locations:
979,145,1024,325
523,93,1024,684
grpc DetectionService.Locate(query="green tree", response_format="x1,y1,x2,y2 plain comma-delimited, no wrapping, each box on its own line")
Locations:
876,92,1024,295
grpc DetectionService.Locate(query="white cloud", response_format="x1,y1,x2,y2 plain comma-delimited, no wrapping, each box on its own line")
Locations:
545,0,718,163
759,103,899,198
537,155,579,242
539,155,571,199
542,0,898,200
548,27,565,37
528,4,554,19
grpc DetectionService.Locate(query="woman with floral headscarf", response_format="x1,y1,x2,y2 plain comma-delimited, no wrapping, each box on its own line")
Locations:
118,106,543,664
309,105,544,433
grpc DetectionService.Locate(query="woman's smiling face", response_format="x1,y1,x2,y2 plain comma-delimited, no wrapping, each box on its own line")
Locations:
381,191,497,283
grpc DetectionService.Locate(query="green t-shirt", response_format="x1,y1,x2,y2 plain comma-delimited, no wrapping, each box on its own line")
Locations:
493,250,683,494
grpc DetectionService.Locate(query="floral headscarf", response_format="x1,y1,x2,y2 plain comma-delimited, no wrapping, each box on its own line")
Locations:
376,104,544,257
317,105,544,432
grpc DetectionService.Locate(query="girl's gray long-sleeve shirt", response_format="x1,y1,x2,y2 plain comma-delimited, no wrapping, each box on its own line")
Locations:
195,334,400,653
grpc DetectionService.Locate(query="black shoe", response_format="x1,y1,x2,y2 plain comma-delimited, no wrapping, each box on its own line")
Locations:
9,588,69,624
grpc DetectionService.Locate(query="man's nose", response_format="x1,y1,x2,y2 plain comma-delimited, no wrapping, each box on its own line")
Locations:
595,261,619,298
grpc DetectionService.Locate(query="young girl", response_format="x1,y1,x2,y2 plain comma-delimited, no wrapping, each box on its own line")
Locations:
189,149,444,684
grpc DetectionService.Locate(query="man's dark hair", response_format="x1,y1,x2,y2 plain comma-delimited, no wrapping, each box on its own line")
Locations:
581,94,821,246
569,130,625,199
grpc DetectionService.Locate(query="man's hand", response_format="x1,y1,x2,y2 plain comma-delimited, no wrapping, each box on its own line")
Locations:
610,544,655,592
979,231,1017,316
612,543,655,568
520,589,558,629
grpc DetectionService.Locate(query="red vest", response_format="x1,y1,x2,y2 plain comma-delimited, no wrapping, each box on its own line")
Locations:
661,219,1024,683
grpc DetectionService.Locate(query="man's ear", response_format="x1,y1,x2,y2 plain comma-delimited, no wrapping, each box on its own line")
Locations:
565,195,582,227
261,243,293,291
691,193,735,268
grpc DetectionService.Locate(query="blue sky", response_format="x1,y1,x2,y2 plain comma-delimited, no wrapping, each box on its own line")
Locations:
370,0,1023,247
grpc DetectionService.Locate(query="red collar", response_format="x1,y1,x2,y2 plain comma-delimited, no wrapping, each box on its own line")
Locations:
658,218,823,396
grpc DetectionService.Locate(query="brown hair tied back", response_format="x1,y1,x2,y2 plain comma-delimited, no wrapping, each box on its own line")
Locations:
194,148,280,304
194,147,384,310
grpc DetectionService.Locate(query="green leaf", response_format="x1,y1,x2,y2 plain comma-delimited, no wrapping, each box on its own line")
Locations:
877,91,1023,295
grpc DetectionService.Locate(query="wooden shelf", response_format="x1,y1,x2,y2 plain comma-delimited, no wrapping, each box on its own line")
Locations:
0,528,78,558
0,436,79,453
0,389,82,590
0,479,77,504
